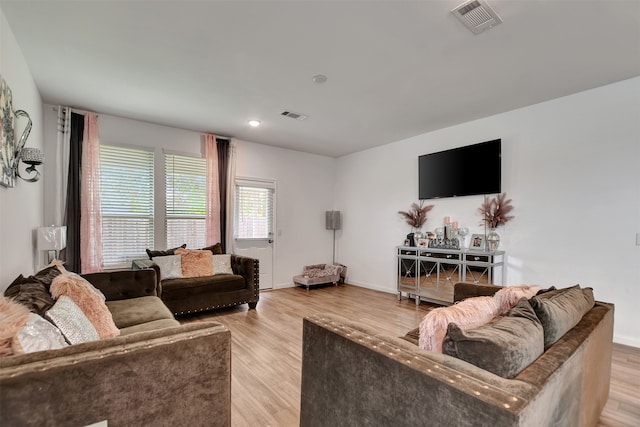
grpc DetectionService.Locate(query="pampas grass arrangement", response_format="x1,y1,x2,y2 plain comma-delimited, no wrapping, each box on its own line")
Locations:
479,192,514,229
398,202,434,230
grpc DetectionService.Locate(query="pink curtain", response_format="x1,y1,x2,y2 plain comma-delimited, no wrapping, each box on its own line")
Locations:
80,113,103,273
205,134,221,245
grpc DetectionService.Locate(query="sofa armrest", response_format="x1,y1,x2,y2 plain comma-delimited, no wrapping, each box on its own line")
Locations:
453,282,502,302
0,321,231,427
82,268,161,301
231,254,259,293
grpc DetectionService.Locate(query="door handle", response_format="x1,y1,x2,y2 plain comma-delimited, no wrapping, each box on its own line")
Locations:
268,239,273,244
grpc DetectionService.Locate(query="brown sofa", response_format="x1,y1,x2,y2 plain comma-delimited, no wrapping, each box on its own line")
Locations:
0,269,231,427
133,254,259,315
300,283,614,427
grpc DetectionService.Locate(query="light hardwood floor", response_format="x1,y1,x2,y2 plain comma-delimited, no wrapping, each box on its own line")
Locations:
183,284,640,427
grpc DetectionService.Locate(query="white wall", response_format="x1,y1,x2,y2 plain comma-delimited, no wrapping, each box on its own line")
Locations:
0,9,44,290
335,77,640,347
41,109,336,289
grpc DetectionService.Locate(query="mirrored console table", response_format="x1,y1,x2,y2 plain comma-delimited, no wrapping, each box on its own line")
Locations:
396,246,505,305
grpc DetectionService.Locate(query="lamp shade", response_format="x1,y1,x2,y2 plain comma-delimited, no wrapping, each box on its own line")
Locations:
37,226,67,251
325,211,341,230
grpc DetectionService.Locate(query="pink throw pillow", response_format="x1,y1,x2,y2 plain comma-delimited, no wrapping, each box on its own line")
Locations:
175,248,214,278
493,285,542,314
0,295,31,357
50,273,120,339
418,296,500,353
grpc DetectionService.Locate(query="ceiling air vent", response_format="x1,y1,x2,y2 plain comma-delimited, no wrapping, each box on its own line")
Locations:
281,110,308,121
452,0,502,35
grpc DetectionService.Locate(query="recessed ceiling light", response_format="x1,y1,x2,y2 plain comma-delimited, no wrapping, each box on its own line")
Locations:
248,120,261,127
312,74,327,84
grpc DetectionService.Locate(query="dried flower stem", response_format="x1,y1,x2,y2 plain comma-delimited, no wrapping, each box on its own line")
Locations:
479,193,514,229
398,201,434,230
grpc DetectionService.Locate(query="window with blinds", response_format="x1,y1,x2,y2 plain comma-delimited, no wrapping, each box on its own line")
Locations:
100,145,154,269
235,180,274,239
165,153,206,249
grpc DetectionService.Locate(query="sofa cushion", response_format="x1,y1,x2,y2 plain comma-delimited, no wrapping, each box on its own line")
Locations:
493,285,542,314
118,318,181,336
12,313,68,354
175,249,214,278
442,298,544,379
529,285,595,348
45,296,100,345
145,244,186,260
51,273,120,339
212,254,233,275
152,254,183,280
162,275,246,296
418,296,500,353
0,295,31,357
3,279,55,316
200,243,223,255
106,296,175,329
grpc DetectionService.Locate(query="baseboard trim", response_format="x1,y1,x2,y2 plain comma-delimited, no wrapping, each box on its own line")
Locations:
345,280,396,295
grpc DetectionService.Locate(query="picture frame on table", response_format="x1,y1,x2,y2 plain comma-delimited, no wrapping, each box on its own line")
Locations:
416,238,429,247
469,234,485,251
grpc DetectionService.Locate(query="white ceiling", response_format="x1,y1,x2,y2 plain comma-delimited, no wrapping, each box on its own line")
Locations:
2,1,639,157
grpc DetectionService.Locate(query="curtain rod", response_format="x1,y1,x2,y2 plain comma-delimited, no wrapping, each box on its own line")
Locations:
51,106,98,117
51,106,232,139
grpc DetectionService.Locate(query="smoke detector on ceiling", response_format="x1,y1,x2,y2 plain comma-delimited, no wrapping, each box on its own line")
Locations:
451,0,502,35
281,110,308,121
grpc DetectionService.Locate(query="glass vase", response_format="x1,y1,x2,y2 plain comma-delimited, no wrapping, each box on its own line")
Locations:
487,228,500,251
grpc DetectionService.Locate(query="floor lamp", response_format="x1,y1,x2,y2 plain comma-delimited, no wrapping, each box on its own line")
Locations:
325,211,341,265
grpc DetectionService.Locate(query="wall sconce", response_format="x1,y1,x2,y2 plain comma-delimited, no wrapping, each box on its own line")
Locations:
37,226,67,264
1,75,40,187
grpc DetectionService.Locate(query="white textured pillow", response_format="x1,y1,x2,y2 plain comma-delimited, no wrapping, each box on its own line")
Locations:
45,296,100,345
212,254,233,275
152,255,183,280
13,313,68,354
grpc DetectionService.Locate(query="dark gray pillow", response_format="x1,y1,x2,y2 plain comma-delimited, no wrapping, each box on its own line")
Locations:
529,285,594,348
442,299,544,379
146,244,186,260
401,327,420,346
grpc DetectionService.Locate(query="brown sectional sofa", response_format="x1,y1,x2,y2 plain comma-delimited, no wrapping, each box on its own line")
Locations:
301,282,614,427
133,254,259,315
0,269,231,427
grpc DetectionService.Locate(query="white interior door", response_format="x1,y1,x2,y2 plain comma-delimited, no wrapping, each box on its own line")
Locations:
234,239,273,290
233,178,275,290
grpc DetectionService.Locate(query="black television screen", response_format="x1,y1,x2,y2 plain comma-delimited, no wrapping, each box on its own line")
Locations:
419,139,501,199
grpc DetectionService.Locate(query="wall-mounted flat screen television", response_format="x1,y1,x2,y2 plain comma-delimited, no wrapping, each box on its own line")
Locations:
419,139,501,200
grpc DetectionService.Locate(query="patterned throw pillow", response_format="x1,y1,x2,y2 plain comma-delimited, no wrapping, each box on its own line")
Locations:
50,273,119,339
212,254,234,275
12,313,68,354
175,248,214,278
152,255,183,279
45,296,100,345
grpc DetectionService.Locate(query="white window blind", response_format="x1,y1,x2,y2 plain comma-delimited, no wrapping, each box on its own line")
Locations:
100,144,154,269
235,180,274,239
165,153,206,249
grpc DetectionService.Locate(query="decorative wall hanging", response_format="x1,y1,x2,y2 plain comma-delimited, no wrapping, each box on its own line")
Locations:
1,74,41,188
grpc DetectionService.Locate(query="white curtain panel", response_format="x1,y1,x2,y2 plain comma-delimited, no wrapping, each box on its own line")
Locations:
55,106,71,226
